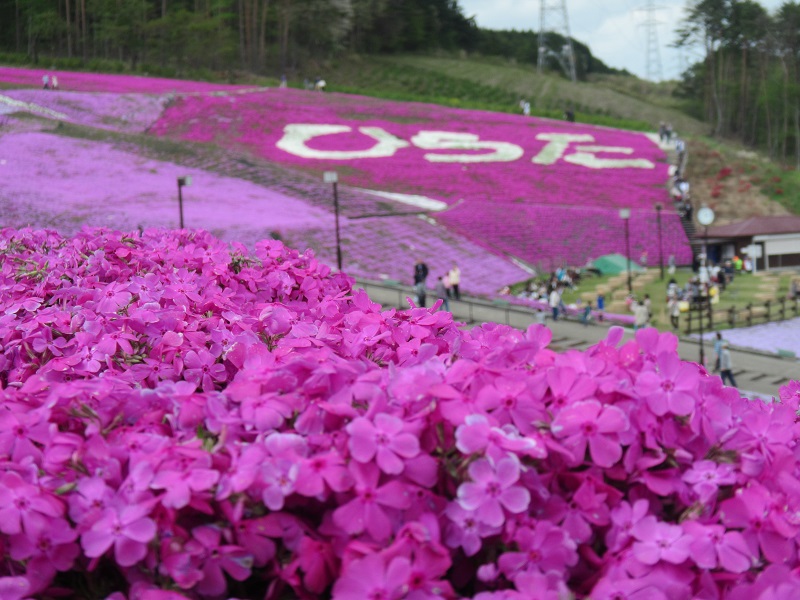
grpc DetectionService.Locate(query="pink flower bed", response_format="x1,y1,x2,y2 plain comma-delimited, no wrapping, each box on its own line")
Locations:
150,89,693,266
0,131,529,295
0,131,333,232
1,90,169,133
1,227,799,599
0,66,248,94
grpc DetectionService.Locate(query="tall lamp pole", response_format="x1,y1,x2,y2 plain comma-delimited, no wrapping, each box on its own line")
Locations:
697,205,716,367
324,171,342,270
177,176,192,229
620,208,632,293
655,203,664,281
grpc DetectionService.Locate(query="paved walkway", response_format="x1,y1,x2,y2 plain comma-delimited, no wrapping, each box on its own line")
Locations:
356,279,798,397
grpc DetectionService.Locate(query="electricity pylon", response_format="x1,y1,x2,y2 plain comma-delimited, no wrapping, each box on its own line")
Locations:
538,0,577,82
642,0,663,81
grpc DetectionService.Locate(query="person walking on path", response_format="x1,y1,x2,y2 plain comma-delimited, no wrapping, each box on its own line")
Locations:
719,342,737,387
414,281,427,308
713,332,724,372
435,276,450,312
449,263,461,300
414,259,429,286
668,297,681,330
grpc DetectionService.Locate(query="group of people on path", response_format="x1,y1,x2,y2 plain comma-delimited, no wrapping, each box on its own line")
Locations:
413,259,461,311
41,74,59,90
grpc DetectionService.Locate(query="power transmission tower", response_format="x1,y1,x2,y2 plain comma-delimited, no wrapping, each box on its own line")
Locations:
538,0,577,82
642,0,663,81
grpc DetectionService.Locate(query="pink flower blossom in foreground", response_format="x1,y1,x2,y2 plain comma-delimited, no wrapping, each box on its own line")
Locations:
0,227,796,598
457,456,531,527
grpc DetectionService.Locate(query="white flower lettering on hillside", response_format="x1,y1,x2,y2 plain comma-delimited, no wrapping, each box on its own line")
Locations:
564,145,655,170
532,133,594,165
275,124,656,169
276,124,410,160
411,131,524,163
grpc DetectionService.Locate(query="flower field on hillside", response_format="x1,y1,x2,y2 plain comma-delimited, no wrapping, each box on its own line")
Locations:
0,90,168,133
0,131,530,295
151,88,693,266
0,66,247,94
0,227,798,599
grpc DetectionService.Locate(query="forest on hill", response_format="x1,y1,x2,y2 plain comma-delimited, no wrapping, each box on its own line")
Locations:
0,0,618,78
675,0,800,164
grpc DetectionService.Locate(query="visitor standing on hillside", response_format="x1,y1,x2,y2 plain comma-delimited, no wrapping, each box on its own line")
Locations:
523,101,530,116
51,75,58,90
435,276,450,312
449,263,461,300
549,287,561,321
633,299,650,331
668,254,676,275
279,74,287,88
676,138,686,165
414,259,429,286
719,342,737,387
42,74,50,89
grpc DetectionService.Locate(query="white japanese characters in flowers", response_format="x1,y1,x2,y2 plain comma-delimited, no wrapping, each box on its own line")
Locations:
276,125,656,169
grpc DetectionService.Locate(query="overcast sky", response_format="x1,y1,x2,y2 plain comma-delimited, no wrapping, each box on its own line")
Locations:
459,0,786,81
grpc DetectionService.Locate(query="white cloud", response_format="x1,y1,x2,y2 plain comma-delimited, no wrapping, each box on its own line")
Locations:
461,0,786,80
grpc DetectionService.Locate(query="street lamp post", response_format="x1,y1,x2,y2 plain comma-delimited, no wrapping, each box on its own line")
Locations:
619,208,632,294
655,203,664,281
324,171,342,271
697,205,716,368
177,176,191,229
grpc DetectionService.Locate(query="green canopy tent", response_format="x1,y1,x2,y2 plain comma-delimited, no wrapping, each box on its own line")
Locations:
591,254,644,276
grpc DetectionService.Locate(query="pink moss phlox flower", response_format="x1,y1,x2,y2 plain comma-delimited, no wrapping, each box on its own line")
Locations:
81,504,157,567
631,516,692,565
183,348,227,391
444,503,501,556
8,518,79,592
259,457,299,511
0,472,63,535
546,366,598,410
551,399,629,467
333,462,412,541
498,521,578,579
0,577,32,600
346,414,420,475
635,352,700,416
332,553,410,600
456,414,546,461
188,525,253,597
682,460,737,503
457,456,530,527
150,454,220,509
682,521,753,572
295,450,353,497
607,499,650,552
720,483,798,563
296,536,338,594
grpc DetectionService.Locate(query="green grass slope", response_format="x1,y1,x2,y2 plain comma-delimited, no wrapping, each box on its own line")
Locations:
324,55,705,135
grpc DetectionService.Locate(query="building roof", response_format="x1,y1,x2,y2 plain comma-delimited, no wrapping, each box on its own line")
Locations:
705,216,800,238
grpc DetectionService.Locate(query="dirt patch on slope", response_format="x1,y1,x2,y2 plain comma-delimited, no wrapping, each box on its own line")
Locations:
684,139,790,225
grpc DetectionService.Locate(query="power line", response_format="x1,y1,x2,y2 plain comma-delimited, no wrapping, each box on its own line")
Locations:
538,0,577,82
